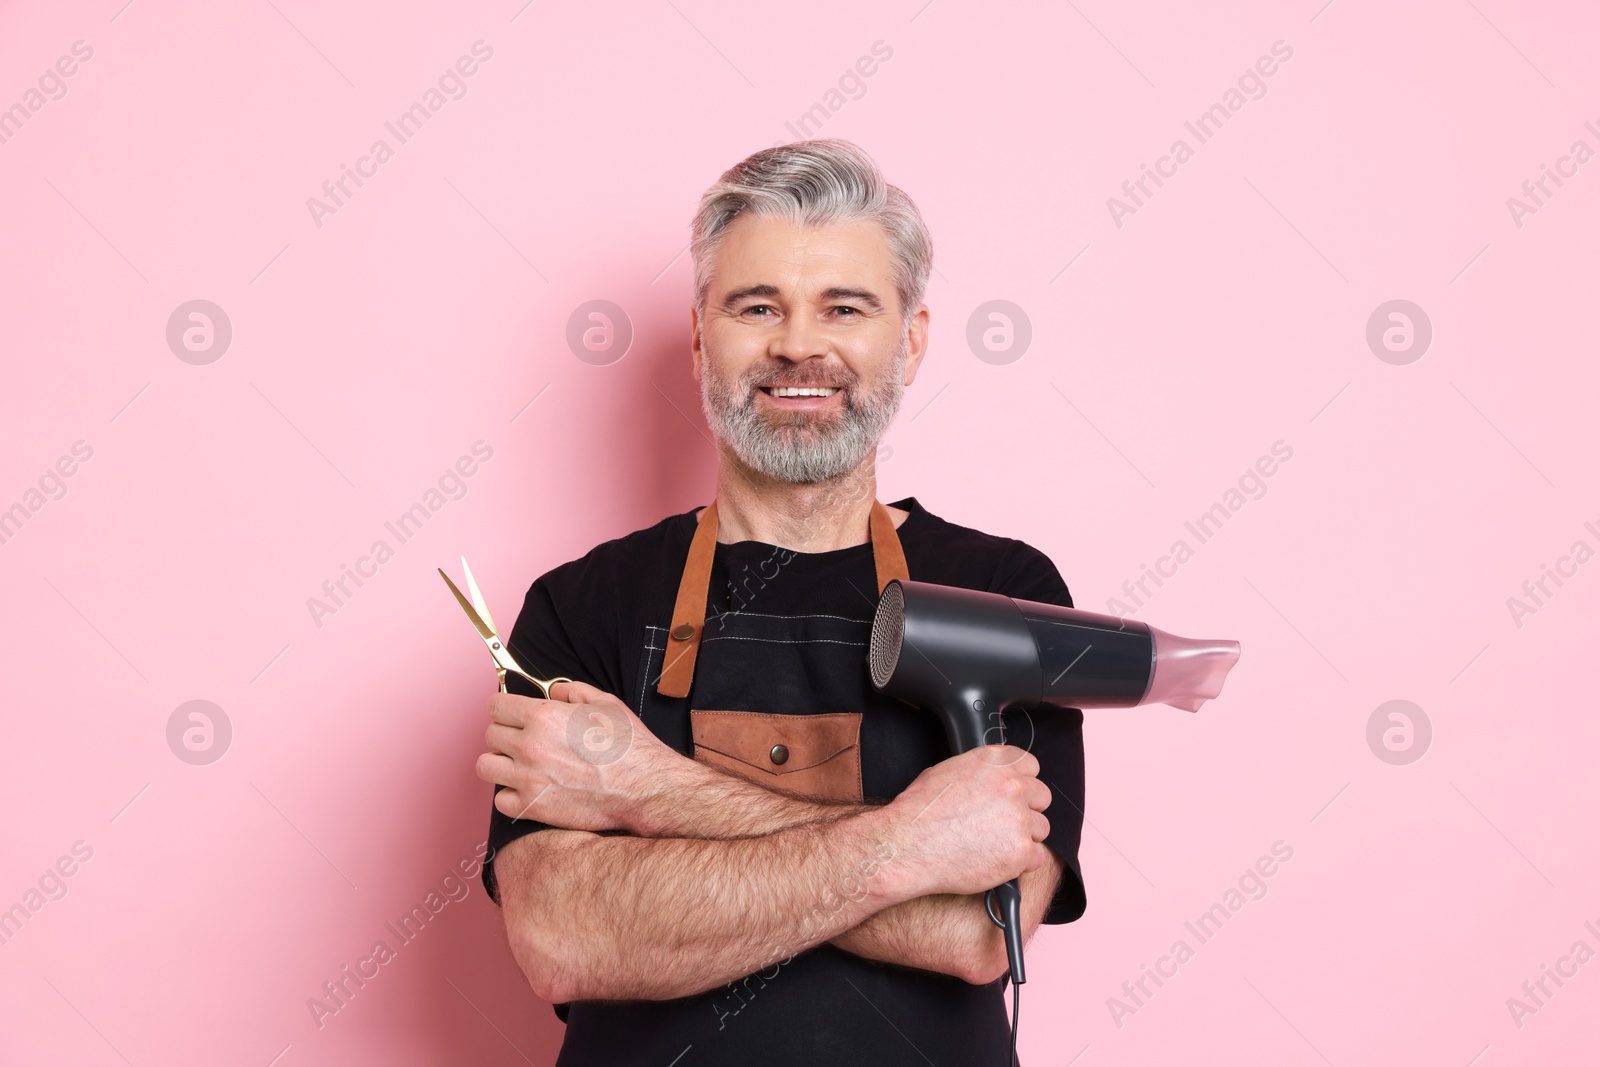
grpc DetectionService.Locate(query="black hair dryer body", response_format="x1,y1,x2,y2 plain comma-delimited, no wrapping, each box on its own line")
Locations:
868,579,1240,987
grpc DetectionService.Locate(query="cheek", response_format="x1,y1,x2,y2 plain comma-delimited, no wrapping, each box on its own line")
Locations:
703,338,763,391
706,318,765,359
843,336,904,388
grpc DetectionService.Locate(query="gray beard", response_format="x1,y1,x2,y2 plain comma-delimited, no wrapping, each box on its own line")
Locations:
700,340,906,485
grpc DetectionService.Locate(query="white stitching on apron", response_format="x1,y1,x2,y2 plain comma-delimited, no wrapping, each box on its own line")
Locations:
698,635,866,647
707,610,871,624
638,624,665,711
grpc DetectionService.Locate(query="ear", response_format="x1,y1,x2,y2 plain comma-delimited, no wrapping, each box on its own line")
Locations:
902,303,930,387
690,303,704,382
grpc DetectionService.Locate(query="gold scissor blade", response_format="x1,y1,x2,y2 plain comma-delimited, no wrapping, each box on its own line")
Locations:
461,555,497,635
440,563,563,695
439,569,498,644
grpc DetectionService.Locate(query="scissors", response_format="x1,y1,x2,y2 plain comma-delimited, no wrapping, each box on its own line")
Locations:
438,557,572,697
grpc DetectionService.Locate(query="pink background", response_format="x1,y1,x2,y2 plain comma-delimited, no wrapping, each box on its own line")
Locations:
3,0,1597,1063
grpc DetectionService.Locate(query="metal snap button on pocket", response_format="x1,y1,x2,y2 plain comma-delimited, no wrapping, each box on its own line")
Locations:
769,744,789,766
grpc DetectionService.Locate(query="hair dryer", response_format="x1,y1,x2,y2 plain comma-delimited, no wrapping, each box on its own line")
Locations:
868,578,1240,987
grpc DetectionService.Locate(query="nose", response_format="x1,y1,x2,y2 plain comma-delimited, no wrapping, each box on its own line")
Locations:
770,308,828,362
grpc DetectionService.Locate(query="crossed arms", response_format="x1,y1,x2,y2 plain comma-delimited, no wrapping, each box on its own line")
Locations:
490,739,1065,1005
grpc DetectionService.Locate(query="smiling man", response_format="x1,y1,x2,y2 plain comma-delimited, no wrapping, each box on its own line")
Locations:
477,139,1088,1066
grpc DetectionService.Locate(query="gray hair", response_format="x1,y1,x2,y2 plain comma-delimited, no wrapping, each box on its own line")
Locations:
689,139,933,324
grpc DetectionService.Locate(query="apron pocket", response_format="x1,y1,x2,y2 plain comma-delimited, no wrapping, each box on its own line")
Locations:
690,710,863,803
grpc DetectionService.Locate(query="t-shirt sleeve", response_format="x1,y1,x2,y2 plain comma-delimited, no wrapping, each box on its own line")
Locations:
992,542,1089,926
481,571,604,907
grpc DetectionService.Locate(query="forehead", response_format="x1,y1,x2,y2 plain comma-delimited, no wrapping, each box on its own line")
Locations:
710,214,895,297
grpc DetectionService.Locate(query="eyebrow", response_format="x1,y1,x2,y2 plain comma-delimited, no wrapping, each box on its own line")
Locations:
821,286,883,311
721,284,781,311
720,284,885,312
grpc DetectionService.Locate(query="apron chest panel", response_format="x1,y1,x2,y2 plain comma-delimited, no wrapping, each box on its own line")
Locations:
689,709,864,803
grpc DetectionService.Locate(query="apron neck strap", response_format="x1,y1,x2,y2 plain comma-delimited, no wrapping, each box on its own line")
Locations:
655,499,909,699
868,499,910,594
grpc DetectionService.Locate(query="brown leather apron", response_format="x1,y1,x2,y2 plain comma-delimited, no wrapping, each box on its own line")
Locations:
652,499,908,803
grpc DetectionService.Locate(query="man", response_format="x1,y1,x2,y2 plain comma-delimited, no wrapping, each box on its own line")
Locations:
476,139,1087,1065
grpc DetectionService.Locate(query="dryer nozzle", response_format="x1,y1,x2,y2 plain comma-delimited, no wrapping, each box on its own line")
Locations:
869,579,1239,729
1144,626,1241,713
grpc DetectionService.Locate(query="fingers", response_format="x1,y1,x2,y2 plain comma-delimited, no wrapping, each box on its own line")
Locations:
974,744,1040,777
476,750,517,787
484,723,526,760
489,682,630,731
493,786,536,821
497,781,553,822
489,692,539,727
1010,747,1041,778
495,682,623,718
549,679,613,704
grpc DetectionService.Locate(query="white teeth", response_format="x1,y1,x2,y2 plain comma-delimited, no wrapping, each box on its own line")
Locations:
768,386,839,397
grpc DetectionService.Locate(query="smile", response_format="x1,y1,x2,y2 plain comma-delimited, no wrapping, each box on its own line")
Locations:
761,386,840,397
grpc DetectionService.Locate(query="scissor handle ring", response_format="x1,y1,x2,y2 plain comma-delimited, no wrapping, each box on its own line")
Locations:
533,675,574,699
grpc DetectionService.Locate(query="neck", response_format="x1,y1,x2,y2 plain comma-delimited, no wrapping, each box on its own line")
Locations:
712,448,879,553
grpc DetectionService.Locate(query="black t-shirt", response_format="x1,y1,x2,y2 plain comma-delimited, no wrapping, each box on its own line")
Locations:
482,496,1088,1064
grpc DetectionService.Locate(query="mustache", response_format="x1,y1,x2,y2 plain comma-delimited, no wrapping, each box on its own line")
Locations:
742,363,858,392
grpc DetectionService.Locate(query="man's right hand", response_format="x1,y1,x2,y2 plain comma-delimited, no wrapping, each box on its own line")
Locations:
479,681,689,834
878,745,1053,900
